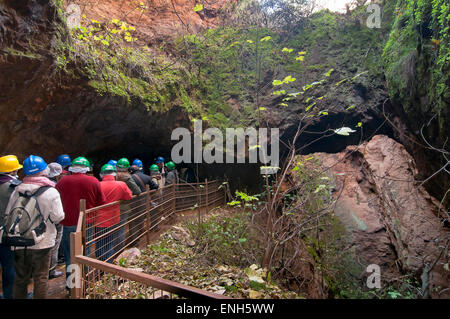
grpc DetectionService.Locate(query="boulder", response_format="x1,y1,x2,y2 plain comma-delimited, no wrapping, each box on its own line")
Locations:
311,135,449,298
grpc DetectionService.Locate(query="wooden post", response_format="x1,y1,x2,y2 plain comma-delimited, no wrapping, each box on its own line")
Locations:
197,183,201,225
70,230,82,299
223,181,227,205
172,183,176,219
205,179,208,214
145,185,151,244
79,199,86,256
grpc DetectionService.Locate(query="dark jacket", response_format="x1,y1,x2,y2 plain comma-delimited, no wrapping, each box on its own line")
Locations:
0,174,20,225
117,172,141,196
165,169,179,186
131,171,159,192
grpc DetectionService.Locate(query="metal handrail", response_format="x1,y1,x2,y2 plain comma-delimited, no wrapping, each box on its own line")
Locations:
71,179,227,299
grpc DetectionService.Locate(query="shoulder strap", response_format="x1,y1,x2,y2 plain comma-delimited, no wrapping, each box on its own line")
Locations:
32,185,52,198
134,173,146,190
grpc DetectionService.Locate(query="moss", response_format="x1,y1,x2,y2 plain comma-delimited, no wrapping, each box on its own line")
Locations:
2,47,42,60
383,0,449,136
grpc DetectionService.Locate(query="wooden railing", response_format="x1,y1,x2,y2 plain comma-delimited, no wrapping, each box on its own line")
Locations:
70,180,228,299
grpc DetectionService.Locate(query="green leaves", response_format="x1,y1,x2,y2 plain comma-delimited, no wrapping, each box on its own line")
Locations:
305,102,316,111
313,184,327,193
272,79,284,86
283,75,296,83
272,90,286,96
227,200,241,206
325,68,334,77
193,4,203,12
295,51,306,62
119,258,127,267
272,75,296,87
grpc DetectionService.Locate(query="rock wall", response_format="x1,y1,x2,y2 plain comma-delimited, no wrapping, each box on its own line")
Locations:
68,0,236,44
312,135,449,298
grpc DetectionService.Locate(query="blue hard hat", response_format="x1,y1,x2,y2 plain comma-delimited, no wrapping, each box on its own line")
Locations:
156,156,165,163
132,159,143,168
24,155,48,176
107,160,117,166
56,154,71,167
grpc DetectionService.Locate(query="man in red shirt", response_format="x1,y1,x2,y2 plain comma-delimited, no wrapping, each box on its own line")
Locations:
55,157,106,282
94,164,132,263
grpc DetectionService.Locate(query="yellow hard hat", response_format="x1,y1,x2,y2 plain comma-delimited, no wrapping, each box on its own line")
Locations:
0,155,23,173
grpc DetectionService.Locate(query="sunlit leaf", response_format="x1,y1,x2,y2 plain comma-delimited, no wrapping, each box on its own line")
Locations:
314,184,327,193
334,127,356,136
272,90,286,96
193,4,203,12
346,105,356,111
283,75,296,83
325,68,334,77
272,79,284,86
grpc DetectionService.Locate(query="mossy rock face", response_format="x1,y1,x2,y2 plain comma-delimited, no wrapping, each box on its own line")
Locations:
382,0,449,205
383,0,449,141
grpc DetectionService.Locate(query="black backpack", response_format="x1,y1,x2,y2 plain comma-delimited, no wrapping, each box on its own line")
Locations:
0,186,51,247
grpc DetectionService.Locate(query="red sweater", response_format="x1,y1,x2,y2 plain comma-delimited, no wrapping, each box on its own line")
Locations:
56,173,106,226
94,175,132,228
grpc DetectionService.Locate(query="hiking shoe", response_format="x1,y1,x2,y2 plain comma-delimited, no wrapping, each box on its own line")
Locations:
49,270,64,279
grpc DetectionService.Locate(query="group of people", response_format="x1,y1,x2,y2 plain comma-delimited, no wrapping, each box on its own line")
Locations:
0,153,179,299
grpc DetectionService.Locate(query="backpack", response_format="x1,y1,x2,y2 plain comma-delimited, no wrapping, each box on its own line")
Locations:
0,186,52,247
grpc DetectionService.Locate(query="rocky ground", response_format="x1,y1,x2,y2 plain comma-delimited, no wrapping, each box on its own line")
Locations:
112,216,304,299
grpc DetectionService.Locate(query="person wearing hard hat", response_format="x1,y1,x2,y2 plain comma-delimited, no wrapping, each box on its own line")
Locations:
132,159,143,171
115,158,141,196
46,162,65,279
164,161,179,186
95,164,132,262
3,155,65,299
55,156,106,290
155,156,166,186
149,164,163,188
129,164,158,193
115,158,141,248
107,159,117,167
56,154,71,177
0,155,22,299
